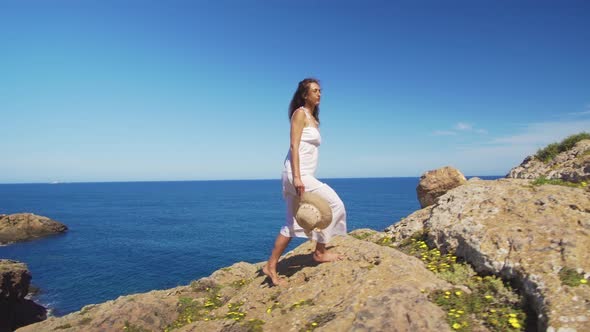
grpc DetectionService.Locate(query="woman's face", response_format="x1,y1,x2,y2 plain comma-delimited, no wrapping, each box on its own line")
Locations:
305,82,321,107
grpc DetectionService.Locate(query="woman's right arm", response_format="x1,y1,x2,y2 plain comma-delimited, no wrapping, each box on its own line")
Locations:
289,109,306,196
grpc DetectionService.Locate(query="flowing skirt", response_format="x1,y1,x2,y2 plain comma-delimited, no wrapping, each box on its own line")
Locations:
280,172,347,244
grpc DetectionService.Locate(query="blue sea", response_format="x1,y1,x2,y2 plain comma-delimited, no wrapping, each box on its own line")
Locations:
0,177,497,316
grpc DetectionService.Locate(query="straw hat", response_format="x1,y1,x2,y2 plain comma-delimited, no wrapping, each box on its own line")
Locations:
293,192,333,232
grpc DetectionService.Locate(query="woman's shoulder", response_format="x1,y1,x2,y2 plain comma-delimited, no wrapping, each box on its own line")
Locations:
291,107,307,122
292,107,307,116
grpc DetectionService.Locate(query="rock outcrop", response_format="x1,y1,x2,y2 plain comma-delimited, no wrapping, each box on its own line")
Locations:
386,178,590,331
18,236,455,332
11,143,590,331
0,260,47,332
416,166,467,208
0,213,68,245
507,139,590,182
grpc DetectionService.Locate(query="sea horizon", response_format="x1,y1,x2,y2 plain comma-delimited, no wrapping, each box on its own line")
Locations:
0,174,504,186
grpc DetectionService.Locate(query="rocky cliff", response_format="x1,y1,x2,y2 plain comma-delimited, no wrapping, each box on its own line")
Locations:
0,213,68,245
0,260,46,332
507,139,590,182
19,174,590,331
385,178,590,332
12,140,590,332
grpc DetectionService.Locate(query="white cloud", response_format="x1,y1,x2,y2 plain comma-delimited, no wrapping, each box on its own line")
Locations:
490,120,590,146
330,118,590,178
433,122,486,136
569,110,590,116
455,122,473,131
450,119,590,174
432,130,457,136
567,104,590,116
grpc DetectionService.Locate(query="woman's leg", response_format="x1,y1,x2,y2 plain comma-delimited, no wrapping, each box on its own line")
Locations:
313,242,343,262
263,234,291,286
309,182,346,262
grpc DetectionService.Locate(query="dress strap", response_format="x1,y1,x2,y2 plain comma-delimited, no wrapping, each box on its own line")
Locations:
297,107,317,126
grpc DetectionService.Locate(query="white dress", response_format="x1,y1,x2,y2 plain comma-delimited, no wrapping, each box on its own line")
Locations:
280,108,347,244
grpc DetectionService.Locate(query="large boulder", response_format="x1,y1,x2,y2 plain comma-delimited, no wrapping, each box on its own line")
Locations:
386,178,590,331
0,260,46,332
18,236,454,332
416,166,467,208
507,139,590,182
0,213,68,245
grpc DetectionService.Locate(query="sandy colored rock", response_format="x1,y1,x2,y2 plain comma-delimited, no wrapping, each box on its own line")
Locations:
507,139,590,182
0,213,68,245
384,206,433,242
18,236,454,332
386,178,590,331
417,166,467,208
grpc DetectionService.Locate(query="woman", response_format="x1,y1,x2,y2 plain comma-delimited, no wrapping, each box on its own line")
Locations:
262,78,347,286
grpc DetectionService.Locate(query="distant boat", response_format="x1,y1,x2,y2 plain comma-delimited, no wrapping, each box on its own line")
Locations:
50,181,60,184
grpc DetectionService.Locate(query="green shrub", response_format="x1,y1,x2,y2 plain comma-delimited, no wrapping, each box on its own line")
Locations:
123,321,151,332
559,267,588,287
535,132,590,162
350,231,373,240
560,132,590,151
399,232,527,331
531,177,587,188
299,312,336,332
429,277,526,331
79,317,92,325
536,143,560,163
165,287,224,331
242,318,265,332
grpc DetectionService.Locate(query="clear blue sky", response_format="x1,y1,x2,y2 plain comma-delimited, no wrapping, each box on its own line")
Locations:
1,1,589,183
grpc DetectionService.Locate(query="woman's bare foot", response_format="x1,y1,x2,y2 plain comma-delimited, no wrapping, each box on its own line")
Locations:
313,251,343,263
262,265,287,286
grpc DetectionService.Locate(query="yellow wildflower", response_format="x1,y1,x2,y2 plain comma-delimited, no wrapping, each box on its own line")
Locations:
508,313,517,318
457,310,464,314
267,308,272,313
311,322,318,326
511,322,521,328
455,291,462,296
581,279,588,284
452,322,462,330
445,291,451,295
485,295,493,300
490,309,496,313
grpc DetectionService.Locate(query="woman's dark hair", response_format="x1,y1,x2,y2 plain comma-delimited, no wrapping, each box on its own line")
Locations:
288,78,320,124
